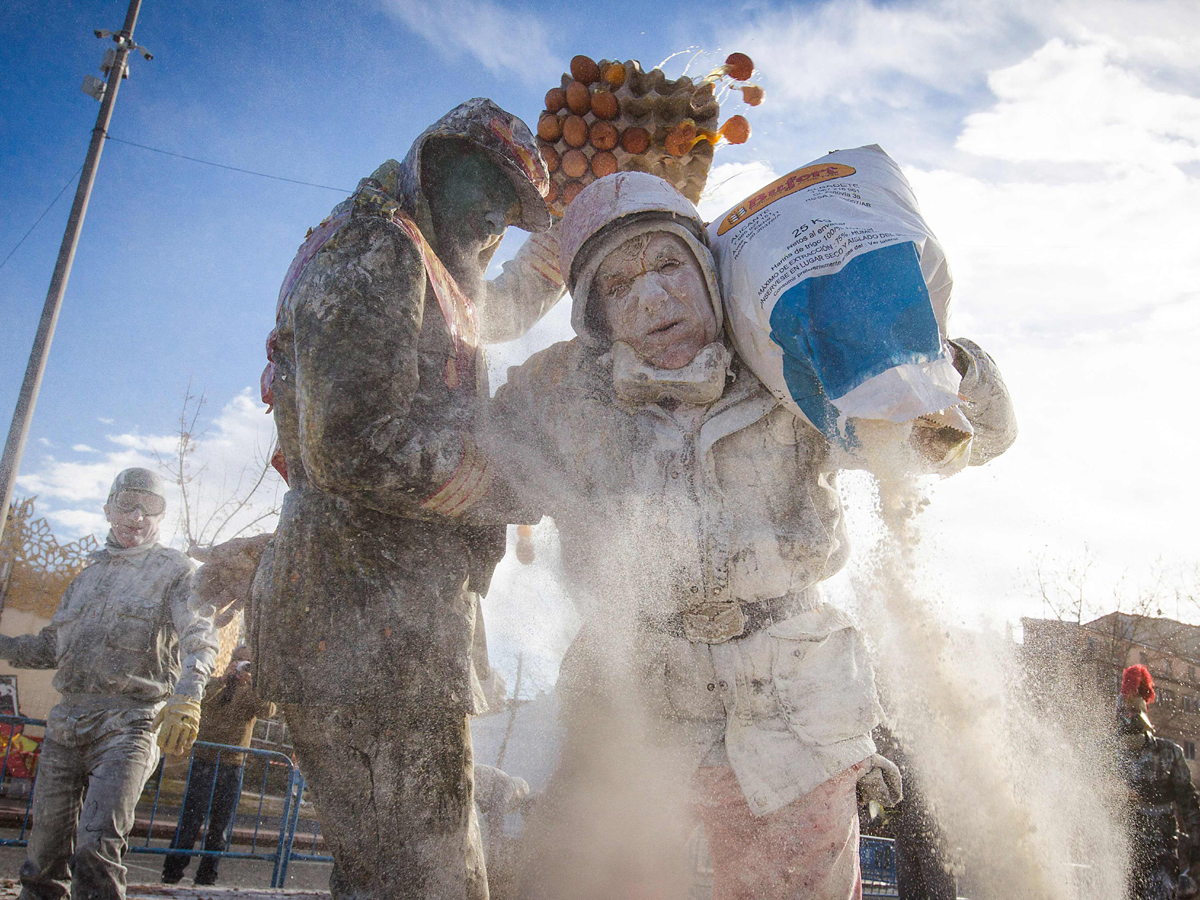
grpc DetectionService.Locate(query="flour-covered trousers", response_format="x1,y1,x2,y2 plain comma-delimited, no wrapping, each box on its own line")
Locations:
19,704,161,900
282,703,486,900
691,761,868,900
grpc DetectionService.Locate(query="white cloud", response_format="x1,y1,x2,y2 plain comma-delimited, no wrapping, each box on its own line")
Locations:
908,164,1200,330
382,0,557,82
707,0,1200,624
731,0,1200,109
16,389,283,548
46,507,107,536
958,39,1200,168
891,38,1200,622
733,0,1016,106
71,444,96,453
105,432,178,455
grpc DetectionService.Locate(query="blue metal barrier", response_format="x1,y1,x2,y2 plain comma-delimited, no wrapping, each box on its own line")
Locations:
0,714,301,888
134,739,300,888
274,773,332,886
861,836,900,898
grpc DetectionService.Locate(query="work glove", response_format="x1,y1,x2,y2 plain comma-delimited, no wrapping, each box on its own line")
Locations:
474,764,531,816
152,694,202,757
858,754,903,808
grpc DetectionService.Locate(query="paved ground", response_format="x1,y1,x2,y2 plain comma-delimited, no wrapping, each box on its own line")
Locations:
0,835,332,894
0,879,330,900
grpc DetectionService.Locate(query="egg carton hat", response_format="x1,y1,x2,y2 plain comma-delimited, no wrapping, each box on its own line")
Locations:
559,171,723,347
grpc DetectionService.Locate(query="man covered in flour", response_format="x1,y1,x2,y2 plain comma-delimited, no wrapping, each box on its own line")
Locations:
0,468,217,900
249,98,563,900
478,172,1017,900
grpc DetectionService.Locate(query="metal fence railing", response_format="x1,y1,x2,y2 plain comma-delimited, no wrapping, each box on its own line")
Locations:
274,774,333,885
861,836,900,898
0,715,898,894
0,714,311,888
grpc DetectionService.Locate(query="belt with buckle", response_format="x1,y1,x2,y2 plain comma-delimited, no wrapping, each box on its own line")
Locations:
640,593,808,644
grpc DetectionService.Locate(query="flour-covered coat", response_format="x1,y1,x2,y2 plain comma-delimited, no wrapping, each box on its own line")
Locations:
249,99,561,900
0,541,215,703
484,333,1015,815
1122,732,1200,900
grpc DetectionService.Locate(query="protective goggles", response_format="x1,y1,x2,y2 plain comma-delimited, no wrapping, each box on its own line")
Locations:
113,490,166,517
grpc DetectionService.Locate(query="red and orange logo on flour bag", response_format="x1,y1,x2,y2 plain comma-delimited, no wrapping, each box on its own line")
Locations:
716,163,857,236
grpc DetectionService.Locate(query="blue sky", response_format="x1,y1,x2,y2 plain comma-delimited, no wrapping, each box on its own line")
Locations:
3,0,1200,664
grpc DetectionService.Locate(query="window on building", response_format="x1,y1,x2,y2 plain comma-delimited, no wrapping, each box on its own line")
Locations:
1086,637,1098,654
1190,666,1196,682
1185,741,1196,761
1166,660,1174,676
1141,651,1150,665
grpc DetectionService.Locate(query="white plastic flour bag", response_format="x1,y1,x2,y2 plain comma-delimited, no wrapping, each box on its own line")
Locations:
708,145,961,442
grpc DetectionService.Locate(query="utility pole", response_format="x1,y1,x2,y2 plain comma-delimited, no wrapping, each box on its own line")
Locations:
0,0,151,543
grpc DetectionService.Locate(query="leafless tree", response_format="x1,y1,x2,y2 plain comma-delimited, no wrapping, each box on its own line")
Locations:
157,385,281,552
1027,551,1200,737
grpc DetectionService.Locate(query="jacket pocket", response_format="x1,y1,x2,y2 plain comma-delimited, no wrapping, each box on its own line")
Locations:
657,638,725,723
105,596,164,654
769,608,882,746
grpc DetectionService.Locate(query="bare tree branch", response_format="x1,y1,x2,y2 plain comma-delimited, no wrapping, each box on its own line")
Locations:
158,385,282,555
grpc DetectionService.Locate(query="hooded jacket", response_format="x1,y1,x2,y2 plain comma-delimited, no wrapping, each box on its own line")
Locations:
252,100,556,708
480,174,1017,813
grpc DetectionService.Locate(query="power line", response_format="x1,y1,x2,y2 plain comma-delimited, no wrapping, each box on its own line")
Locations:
105,136,353,193
2,137,352,275
0,166,85,273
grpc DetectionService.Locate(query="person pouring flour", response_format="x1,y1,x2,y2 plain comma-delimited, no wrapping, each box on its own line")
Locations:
474,171,1016,900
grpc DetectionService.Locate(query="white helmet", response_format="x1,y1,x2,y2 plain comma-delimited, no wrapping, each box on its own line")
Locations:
559,172,722,346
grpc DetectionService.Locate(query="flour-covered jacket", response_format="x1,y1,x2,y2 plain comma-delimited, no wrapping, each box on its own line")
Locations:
0,542,216,705
253,100,561,710
484,336,1014,815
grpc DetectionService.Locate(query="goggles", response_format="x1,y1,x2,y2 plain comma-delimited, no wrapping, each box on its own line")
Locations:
113,490,166,517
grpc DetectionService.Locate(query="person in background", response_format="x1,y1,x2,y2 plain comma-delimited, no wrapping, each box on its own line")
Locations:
161,645,276,886
0,468,217,900
866,726,957,900
1118,664,1200,900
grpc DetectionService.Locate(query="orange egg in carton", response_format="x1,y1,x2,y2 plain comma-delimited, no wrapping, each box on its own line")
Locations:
537,53,761,214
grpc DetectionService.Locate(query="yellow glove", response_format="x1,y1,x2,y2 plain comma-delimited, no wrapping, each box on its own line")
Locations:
152,694,202,757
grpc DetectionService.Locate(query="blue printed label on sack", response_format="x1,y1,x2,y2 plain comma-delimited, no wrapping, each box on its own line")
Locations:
768,241,942,437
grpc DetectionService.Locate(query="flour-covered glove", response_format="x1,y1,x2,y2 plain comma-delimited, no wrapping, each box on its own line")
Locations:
474,764,531,815
858,754,903,808
153,694,202,757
